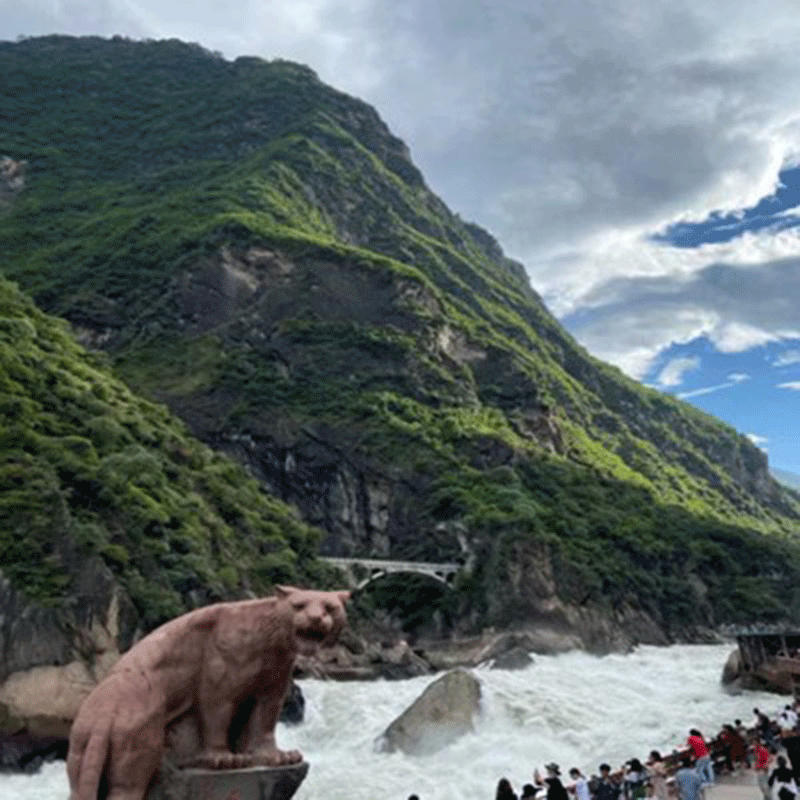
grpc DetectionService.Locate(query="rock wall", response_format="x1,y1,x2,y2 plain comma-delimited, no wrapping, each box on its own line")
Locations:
0,559,135,737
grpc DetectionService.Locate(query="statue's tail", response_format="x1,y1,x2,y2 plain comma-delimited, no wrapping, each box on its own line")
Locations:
67,715,112,800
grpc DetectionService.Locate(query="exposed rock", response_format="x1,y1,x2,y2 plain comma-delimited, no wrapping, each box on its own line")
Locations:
721,648,742,686
721,648,743,691
490,647,533,671
279,682,305,725
0,656,117,739
376,640,433,680
294,630,433,680
476,632,536,664
0,730,67,774
721,647,793,695
376,668,481,756
0,560,131,738
0,156,26,207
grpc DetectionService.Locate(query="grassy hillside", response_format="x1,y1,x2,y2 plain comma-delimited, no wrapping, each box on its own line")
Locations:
2,35,800,635
0,276,326,628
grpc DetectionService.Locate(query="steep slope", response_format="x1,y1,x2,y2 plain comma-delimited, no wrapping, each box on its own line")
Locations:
0,275,326,674
2,35,800,643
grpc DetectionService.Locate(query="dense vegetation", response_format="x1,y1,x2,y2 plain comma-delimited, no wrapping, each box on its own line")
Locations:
0,276,326,627
2,35,800,637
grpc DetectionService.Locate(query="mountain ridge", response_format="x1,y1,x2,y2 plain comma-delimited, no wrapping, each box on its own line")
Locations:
2,35,800,648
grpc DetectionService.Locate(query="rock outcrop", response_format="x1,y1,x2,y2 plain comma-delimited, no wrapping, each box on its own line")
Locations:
0,156,25,207
473,632,536,669
0,562,131,739
721,648,794,695
0,730,67,774
376,669,481,756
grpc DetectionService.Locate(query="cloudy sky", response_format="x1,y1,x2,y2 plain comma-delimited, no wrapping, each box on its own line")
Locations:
4,0,800,474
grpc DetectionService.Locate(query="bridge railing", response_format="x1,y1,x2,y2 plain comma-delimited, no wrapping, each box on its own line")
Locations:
320,557,462,588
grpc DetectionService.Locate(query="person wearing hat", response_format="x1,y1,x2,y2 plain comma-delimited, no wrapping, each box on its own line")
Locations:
534,763,570,800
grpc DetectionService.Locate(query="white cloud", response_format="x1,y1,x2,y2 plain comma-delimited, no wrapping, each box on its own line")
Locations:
773,349,800,366
678,379,743,399
746,433,769,449
714,322,778,353
777,381,800,391
655,356,701,388
728,373,750,382
574,306,716,379
565,251,800,376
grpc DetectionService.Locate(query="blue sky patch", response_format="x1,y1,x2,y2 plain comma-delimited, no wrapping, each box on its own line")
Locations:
654,165,800,247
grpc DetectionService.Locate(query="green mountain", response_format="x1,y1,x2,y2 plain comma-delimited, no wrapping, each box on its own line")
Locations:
2,34,800,643
0,277,325,630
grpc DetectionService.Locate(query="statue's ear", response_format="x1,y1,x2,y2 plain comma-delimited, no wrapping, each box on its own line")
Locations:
336,591,351,603
275,585,298,598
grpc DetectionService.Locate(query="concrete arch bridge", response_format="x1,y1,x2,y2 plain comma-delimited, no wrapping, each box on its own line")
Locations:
320,557,461,590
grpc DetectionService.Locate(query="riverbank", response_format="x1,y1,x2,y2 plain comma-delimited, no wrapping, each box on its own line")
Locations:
295,622,729,681
0,644,783,800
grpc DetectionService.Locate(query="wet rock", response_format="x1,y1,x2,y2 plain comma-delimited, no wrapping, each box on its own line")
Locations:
477,632,537,667
375,640,432,680
376,668,481,756
721,648,742,688
721,647,794,695
0,730,67,774
279,682,305,725
490,646,533,670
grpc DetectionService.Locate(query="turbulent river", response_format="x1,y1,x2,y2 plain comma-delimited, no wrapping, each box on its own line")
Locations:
4,643,780,800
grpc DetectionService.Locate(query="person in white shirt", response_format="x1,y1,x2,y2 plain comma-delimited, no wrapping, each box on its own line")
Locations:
568,768,590,800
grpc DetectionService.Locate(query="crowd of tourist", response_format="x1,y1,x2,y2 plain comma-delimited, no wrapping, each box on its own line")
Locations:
488,700,800,800
405,699,800,800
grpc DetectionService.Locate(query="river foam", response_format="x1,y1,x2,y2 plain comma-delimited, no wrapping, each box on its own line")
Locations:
2,643,779,800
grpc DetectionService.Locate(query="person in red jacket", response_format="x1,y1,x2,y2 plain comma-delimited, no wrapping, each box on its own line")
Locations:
687,729,714,786
753,741,774,800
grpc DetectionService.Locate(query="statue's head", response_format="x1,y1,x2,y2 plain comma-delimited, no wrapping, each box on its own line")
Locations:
275,586,351,655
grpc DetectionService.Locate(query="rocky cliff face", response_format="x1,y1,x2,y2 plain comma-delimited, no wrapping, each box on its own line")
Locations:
2,35,800,657
0,559,130,737
0,157,25,208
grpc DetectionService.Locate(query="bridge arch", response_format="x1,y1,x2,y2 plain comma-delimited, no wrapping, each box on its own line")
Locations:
320,557,460,591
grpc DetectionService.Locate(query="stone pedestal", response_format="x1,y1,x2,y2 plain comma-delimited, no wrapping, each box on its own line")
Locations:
146,762,309,800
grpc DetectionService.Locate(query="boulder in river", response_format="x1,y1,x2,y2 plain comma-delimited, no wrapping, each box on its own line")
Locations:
279,681,305,725
476,633,536,670
721,647,794,695
0,730,67,773
376,668,481,756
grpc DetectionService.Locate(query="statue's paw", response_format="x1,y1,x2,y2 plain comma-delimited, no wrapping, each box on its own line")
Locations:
250,748,303,767
279,749,303,766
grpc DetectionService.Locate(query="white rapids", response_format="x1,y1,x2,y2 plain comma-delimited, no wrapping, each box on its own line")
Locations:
2,643,779,800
